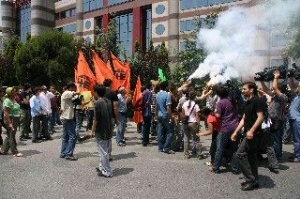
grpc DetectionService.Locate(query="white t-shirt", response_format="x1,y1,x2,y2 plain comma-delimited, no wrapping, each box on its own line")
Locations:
61,91,75,120
182,100,200,123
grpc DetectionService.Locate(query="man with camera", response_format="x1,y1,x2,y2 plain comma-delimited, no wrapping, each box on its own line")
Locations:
60,82,80,161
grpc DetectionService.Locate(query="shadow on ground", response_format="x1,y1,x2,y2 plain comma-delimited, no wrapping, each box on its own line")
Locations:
113,168,134,177
112,152,137,161
21,149,42,157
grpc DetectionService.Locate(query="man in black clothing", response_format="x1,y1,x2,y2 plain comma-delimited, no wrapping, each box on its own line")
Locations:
19,83,32,141
231,82,267,191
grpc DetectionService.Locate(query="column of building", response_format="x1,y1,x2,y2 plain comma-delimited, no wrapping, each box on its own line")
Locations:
31,0,55,36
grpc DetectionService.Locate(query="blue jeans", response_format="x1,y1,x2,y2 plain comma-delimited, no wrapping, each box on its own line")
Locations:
157,117,174,152
116,112,127,144
60,119,77,157
290,120,300,159
142,116,152,145
271,119,284,160
75,110,84,139
213,132,238,172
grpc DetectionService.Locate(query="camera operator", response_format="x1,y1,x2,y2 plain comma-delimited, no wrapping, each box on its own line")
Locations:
60,82,81,161
260,70,287,161
73,93,85,142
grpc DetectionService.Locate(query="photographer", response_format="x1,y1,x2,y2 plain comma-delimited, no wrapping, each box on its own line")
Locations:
60,82,80,161
73,93,85,142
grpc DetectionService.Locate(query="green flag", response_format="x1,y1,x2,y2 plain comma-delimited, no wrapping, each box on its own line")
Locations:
158,68,166,82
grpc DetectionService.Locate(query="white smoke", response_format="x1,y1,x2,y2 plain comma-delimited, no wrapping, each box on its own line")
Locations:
189,0,300,85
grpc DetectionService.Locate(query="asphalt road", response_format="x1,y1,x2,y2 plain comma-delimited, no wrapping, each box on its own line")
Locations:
0,122,299,199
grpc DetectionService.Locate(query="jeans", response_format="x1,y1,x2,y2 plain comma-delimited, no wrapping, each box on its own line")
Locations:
96,138,112,177
213,132,232,171
20,109,31,137
86,109,94,131
60,119,77,158
157,117,174,152
116,112,127,144
150,118,157,136
237,136,258,183
290,120,300,159
271,119,284,160
75,110,84,139
142,116,152,145
282,119,293,143
174,124,184,151
210,131,219,163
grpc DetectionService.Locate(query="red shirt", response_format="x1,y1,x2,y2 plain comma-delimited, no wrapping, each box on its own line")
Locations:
207,114,221,132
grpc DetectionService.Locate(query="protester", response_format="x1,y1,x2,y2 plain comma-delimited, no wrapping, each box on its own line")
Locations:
29,87,43,143
141,85,152,146
231,82,267,191
0,87,23,157
181,90,202,159
19,83,32,141
91,84,113,178
60,82,79,161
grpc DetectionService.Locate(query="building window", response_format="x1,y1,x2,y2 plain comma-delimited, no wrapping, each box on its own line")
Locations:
108,0,130,6
114,12,133,58
83,0,103,13
180,0,238,10
155,4,165,15
180,19,195,32
155,24,165,35
145,8,152,49
62,24,76,33
20,4,31,42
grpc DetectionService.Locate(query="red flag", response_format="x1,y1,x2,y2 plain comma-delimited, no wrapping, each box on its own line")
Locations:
92,50,115,84
132,76,143,124
75,50,97,92
110,53,131,91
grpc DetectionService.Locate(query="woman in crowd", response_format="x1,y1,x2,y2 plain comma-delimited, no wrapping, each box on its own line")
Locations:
0,87,23,157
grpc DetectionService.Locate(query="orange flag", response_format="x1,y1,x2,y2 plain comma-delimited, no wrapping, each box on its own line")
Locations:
92,50,115,84
132,76,143,124
110,53,131,91
75,50,97,92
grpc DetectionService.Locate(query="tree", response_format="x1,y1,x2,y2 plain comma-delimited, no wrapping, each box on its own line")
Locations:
0,36,21,86
14,30,78,88
286,12,300,60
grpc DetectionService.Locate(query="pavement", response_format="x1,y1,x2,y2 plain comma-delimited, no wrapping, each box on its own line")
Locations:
0,121,299,199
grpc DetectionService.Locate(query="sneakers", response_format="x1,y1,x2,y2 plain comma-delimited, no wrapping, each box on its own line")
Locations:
96,167,112,178
163,150,175,154
241,181,260,191
65,155,78,161
289,157,300,162
117,141,126,147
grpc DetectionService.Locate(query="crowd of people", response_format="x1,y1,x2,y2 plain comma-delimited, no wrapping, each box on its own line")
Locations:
0,70,300,190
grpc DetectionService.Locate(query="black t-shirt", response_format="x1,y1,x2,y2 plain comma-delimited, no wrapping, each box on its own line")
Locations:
243,96,267,132
104,88,118,118
95,98,112,140
19,91,32,110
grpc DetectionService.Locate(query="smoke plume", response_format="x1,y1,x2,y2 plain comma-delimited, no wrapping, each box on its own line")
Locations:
189,0,300,85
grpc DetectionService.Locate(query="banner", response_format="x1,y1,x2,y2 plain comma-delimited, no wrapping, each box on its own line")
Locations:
75,50,97,92
92,50,115,84
132,76,143,124
110,53,131,91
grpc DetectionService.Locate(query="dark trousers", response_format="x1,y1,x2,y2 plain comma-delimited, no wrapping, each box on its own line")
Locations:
210,131,218,164
1,117,19,154
86,109,94,131
237,136,258,183
142,116,152,145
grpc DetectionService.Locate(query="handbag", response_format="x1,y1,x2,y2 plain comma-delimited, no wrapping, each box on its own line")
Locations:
182,102,196,125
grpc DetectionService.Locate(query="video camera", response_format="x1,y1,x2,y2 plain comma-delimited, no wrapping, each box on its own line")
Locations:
72,94,84,106
254,63,300,81
254,65,287,81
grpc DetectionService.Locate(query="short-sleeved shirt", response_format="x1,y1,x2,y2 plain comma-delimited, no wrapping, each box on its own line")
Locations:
207,114,221,132
19,91,32,110
105,88,118,118
61,90,75,120
243,96,267,132
288,95,300,122
182,100,200,123
215,98,239,133
268,94,287,121
117,94,127,113
156,90,172,119
3,98,20,117
94,98,112,140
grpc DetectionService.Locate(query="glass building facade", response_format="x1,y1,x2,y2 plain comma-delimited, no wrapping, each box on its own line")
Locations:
83,0,103,13
114,12,133,57
145,8,152,49
180,0,239,10
19,4,31,42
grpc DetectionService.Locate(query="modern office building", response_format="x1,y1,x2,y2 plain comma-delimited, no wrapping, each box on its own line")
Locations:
0,0,297,72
